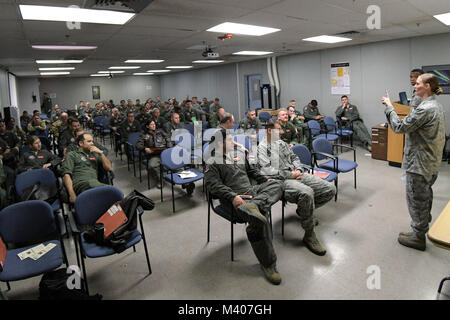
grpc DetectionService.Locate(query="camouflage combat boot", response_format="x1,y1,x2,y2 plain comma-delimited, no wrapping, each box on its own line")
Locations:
303,229,326,256
261,264,281,285
237,202,268,225
398,232,426,251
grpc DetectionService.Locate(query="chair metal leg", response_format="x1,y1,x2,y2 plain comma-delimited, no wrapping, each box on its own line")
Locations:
438,277,450,294
74,234,81,269
334,178,338,201
354,169,357,189
133,245,136,252
160,165,164,202
171,172,175,213
282,200,285,236
79,239,89,296
6,282,10,291
138,214,152,275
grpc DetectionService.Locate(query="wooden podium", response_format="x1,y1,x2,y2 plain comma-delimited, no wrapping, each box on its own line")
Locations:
387,102,410,167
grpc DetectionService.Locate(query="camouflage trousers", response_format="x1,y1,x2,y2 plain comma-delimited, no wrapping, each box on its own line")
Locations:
351,120,372,146
406,172,438,238
283,174,336,230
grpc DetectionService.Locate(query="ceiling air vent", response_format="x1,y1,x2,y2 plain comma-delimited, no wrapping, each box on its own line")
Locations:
84,0,154,13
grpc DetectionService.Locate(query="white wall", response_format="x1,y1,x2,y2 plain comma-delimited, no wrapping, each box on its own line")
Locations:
38,75,161,110
160,32,450,131
17,78,40,115
0,68,10,112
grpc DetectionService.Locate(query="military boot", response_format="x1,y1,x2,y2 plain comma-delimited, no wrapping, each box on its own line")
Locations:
303,229,326,256
238,203,268,226
398,232,426,251
261,264,281,285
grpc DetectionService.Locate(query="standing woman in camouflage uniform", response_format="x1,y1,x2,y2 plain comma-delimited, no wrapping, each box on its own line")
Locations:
381,73,445,251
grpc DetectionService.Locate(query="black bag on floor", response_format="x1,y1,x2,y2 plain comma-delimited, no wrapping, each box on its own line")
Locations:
39,268,102,300
83,189,155,253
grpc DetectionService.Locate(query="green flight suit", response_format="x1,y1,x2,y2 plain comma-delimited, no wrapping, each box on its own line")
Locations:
120,120,141,143
280,121,300,145
62,150,106,195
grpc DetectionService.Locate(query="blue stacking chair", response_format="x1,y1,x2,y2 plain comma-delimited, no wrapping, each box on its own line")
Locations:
68,186,151,295
184,123,195,136
259,112,271,124
99,116,111,145
308,120,339,143
0,200,68,292
160,146,204,213
203,128,220,143
125,132,142,177
312,138,358,190
336,117,354,147
291,144,338,200
14,168,67,234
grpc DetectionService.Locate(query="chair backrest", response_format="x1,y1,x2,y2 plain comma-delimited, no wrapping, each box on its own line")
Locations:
233,134,250,151
307,120,321,136
312,138,333,160
184,123,195,136
127,132,141,146
161,146,190,171
174,132,194,150
15,168,57,197
291,144,312,165
259,112,271,122
74,185,123,226
323,116,337,133
20,144,47,157
40,114,49,120
203,128,220,142
100,116,109,127
0,200,55,243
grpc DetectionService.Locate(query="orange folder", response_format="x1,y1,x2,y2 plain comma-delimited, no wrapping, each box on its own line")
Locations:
96,202,128,238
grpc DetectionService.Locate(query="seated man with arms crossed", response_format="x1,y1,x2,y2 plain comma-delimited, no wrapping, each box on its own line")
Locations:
62,133,112,203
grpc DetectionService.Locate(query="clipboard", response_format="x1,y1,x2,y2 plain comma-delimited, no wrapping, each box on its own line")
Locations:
96,202,128,238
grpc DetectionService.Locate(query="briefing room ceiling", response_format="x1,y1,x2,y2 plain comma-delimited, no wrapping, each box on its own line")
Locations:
0,0,449,78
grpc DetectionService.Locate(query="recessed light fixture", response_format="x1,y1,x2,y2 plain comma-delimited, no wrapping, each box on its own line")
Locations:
32,45,97,50
109,66,140,69
232,51,273,56
125,60,164,63
434,12,450,25
40,72,70,76
19,5,135,25
36,60,83,64
207,22,280,36
302,35,352,43
39,67,75,71
166,66,193,69
192,60,224,63
90,74,109,77
147,70,171,73
98,71,124,74
133,73,155,75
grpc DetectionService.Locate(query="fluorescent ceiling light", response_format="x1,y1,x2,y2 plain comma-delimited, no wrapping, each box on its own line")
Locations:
207,22,280,36
109,66,140,69
90,74,109,77
232,51,273,56
32,45,97,50
166,66,193,69
40,72,70,76
125,60,164,63
36,60,83,64
192,60,224,63
434,12,450,25
98,71,124,74
147,70,171,73
302,35,352,43
133,73,155,75
39,67,75,71
19,5,134,25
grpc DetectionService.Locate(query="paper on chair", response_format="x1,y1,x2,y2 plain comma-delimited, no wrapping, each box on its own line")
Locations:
177,171,197,179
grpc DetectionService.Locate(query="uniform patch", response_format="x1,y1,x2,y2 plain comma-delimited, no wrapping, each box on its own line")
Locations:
70,138,75,142
28,155,35,160
233,157,240,162
37,156,44,159
89,157,96,161
285,129,291,133
247,124,251,128
81,156,87,161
